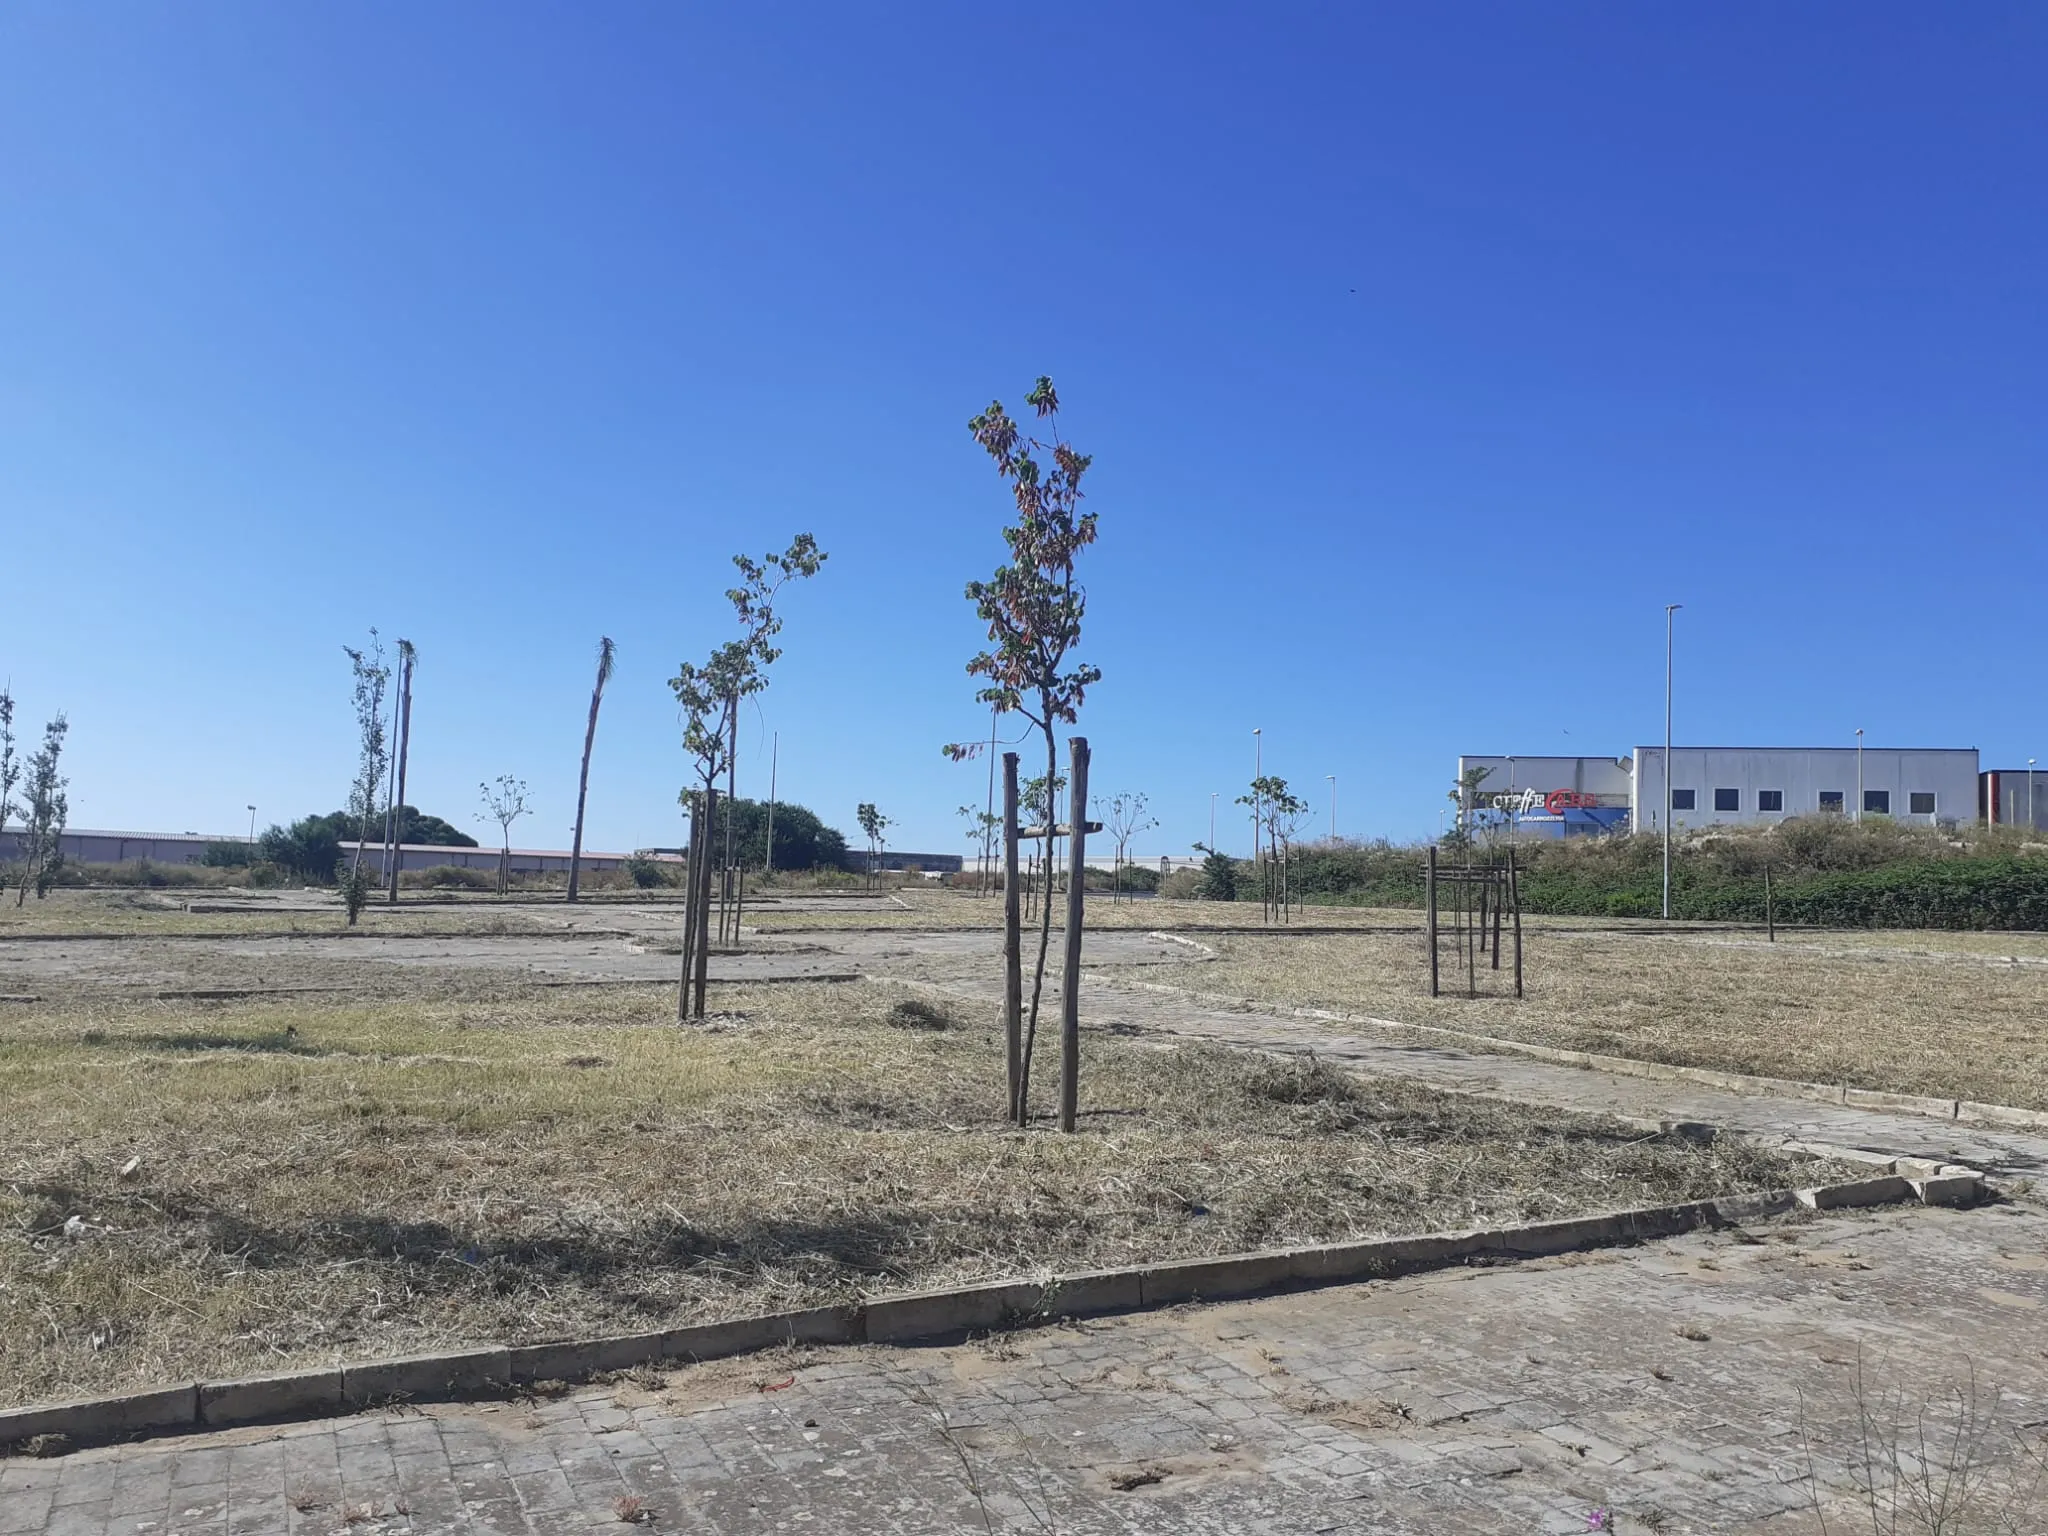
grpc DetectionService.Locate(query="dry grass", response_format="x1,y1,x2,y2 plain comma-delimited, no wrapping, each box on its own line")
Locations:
1145,926,2048,1109
746,889,1409,933
0,979,1838,1407
0,888,584,940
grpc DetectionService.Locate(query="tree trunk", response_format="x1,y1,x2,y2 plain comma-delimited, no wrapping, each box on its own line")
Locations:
387,650,414,904
499,836,509,896
691,787,719,1017
1015,730,1060,1119
567,643,611,904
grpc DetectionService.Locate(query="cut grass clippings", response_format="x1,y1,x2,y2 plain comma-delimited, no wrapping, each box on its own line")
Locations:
0,981,1840,1407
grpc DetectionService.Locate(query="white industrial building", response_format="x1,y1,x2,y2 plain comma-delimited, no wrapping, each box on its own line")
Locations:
1633,747,1977,831
1458,746,1980,836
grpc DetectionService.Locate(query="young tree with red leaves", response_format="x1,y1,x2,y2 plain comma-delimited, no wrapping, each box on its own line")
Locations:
949,377,1100,1121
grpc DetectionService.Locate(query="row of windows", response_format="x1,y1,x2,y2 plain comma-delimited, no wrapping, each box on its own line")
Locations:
1669,789,1936,815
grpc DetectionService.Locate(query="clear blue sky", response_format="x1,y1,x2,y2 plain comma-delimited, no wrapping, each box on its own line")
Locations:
3,4,2042,858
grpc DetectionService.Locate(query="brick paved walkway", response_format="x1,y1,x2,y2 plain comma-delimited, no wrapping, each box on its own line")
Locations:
8,1199,2046,1535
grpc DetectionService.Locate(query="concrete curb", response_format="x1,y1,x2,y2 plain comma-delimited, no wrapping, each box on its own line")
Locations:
1101,977,2048,1133
0,1157,1981,1455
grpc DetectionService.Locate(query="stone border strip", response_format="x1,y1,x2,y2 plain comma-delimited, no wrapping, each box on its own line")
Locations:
0,1156,1981,1454
1103,976,2048,1133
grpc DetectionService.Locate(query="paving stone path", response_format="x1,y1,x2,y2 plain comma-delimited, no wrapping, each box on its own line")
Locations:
7,1200,2045,1535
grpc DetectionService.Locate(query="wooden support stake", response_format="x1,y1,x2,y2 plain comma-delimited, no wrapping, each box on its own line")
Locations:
1509,848,1524,999
1465,860,1477,999
677,791,702,1023
1491,869,1503,969
691,788,718,1019
1059,736,1090,1134
1764,863,1775,942
1426,844,1439,997
1002,753,1022,1125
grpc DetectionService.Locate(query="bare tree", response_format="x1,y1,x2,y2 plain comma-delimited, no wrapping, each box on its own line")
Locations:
14,713,68,905
340,633,391,926
1105,790,1158,902
948,376,1101,1123
479,776,531,895
566,636,616,904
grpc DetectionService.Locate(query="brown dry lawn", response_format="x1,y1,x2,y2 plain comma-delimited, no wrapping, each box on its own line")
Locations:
0,978,1836,1408
1144,925,2048,1109
0,888,591,940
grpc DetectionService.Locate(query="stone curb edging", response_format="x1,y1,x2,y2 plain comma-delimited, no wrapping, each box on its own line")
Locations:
1102,977,2048,1134
0,1155,1981,1455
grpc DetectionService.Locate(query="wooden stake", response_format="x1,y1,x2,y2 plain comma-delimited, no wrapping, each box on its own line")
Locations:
677,791,702,1023
1509,847,1524,999
1491,868,1503,970
1003,753,1022,1125
691,787,718,1018
1765,863,1775,943
1426,845,1439,997
1058,736,1090,1134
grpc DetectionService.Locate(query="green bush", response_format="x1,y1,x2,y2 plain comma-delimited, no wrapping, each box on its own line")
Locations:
625,855,683,890
407,865,497,891
201,841,254,868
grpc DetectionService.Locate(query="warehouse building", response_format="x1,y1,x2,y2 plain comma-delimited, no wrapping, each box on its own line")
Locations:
1982,768,2048,831
1458,746,1981,837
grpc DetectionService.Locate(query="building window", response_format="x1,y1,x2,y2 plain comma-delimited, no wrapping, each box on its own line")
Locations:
1670,789,1696,811
1819,791,1844,812
1714,788,1740,812
1758,790,1784,812
1864,789,1891,815
1909,792,1935,816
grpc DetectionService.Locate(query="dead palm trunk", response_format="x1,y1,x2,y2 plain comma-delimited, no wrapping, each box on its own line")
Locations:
566,637,615,904
387,642,415,904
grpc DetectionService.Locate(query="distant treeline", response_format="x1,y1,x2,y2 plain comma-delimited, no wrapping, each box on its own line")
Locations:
1198,818,2048,930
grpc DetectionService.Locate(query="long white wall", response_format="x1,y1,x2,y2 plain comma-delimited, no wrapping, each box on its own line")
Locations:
1632,747,1977,830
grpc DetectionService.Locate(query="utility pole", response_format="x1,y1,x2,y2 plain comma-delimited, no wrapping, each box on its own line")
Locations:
1326,774,1336,840
1209,792,1216,851
1663,603,1681,921
1856,728,1864,824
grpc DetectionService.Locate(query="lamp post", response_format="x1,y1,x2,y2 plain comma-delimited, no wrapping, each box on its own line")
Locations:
1856,728,1864,824
2030,758,2038,831
1326,775,1336,840
247,805,257,846
1209,792,1216,850
1251,728,1262,864
1663,604,1681,920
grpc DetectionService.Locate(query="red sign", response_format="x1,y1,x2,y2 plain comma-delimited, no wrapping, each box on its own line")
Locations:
1543,789,1599,814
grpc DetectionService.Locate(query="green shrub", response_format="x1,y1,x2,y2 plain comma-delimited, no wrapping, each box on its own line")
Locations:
406,865,496,891
625,855,682,890
201,841,254,868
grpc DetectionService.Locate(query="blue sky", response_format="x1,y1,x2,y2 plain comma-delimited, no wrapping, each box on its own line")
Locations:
2,4,2042,858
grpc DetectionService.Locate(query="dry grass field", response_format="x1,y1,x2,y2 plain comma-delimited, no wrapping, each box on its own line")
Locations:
1153,925,2048,1109
0,977,1838,1408
0,888,585,940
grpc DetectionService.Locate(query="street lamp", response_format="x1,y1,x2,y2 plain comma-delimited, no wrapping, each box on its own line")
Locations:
2030,758,2038,831
1326,775,1336,841
247,805,257,845
1663,603,1681,920
1209,792,1217,851
1855,728,1864,824
1251,728,1262,863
